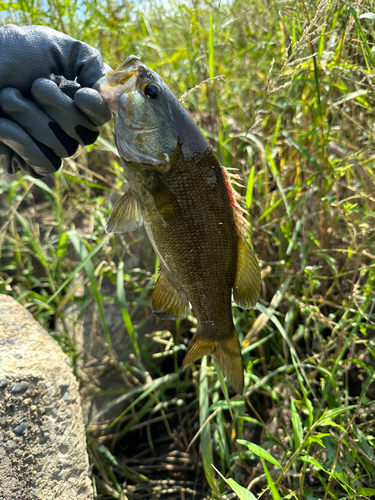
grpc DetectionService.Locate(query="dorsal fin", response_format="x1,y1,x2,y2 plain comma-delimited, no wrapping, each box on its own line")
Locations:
221,167,249,237
221,167,261,309
151,268,190,320
105,190,143,233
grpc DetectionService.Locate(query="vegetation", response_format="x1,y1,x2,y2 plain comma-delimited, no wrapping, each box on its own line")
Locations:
1,0,375,498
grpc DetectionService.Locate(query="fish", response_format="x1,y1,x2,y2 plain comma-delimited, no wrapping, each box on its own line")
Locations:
98,56,260,393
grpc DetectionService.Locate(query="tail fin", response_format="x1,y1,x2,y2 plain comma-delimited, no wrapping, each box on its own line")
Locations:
215,331,244,394
183,329,244,394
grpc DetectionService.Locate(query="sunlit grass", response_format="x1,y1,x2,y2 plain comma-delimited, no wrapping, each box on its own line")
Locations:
1,0,375,499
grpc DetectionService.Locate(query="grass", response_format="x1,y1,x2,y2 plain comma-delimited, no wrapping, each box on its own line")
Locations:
1,0,375,498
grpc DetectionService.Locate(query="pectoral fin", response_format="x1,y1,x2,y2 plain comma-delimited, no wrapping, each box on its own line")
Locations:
105,190,143,233
233,237,261,309
151,269,190,320
150,171,182,223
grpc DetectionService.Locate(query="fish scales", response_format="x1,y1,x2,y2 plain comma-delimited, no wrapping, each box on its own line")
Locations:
139,152,237,339
99,56,261,393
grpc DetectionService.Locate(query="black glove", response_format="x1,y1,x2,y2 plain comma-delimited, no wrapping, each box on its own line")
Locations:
0,24,112,178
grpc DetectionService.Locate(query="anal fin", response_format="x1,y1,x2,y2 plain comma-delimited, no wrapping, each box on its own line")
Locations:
105,190,143,233
151,269,190,320
233,237,261,309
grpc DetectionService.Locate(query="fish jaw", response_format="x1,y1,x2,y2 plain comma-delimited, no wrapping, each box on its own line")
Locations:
94,55,141,114
106,55,140,87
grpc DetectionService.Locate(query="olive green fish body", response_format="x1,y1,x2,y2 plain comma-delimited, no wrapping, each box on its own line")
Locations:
100,56,260,393
125,146,237,339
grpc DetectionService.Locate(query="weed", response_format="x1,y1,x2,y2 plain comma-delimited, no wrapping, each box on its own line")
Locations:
1,1,375,499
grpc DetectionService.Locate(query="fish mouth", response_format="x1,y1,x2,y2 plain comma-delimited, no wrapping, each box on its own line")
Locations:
105,55,141,90
95,55,142,113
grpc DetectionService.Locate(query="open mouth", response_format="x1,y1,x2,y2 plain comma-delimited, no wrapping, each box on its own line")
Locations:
105,55,141,90
95,56,142,114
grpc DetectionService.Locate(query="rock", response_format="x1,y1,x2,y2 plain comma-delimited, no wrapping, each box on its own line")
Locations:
13,421,27,436
0,378,8,388
11,381,30,394
0,294,93,500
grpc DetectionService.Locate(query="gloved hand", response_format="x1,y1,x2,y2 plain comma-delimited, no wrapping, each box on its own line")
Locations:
0,24,112,178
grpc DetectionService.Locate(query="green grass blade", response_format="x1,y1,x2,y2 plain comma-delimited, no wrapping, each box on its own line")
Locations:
213,360,233,417
66,230,115,360
245,165,255,212
237,439,282,468
209,12,214,79
282,132,320,171
349,6,375,68
22,175,56,197
321,405,357,420
200,356,219,496
260,458,281,500
13,211,49,267
47,235,108,304
290,399,303,449
116,261,140,357
212,464,257,500
265,145,290,219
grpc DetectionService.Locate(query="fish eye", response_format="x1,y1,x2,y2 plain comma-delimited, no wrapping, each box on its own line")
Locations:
144,83,160,99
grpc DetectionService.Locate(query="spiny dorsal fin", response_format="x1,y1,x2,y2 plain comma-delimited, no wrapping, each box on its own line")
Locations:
105,190,143,233
221,167,260,308
221,167,249,236
233,236,261,309
151,268,190,320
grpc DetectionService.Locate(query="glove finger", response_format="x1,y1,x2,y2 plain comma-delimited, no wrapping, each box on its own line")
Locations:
12,150,47,178
0,88,78,158
0,118,61,177
74,88,112,127
0,140,50,178
0,141,31,176
31,78,100,145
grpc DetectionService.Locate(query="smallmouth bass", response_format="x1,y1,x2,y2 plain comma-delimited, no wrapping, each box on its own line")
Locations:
99,56,260,393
